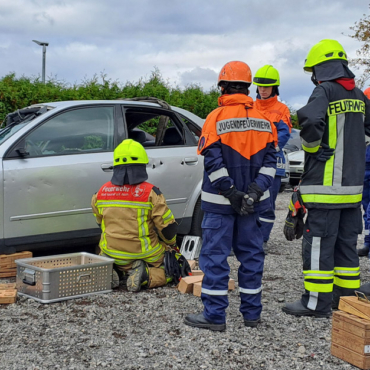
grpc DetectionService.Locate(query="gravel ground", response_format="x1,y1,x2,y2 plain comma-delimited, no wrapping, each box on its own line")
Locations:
0,189,368,370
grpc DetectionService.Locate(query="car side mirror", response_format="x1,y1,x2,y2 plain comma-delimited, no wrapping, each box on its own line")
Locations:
15,147,30,157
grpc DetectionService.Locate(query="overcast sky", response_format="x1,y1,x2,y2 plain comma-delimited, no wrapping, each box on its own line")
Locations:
0,0,368,111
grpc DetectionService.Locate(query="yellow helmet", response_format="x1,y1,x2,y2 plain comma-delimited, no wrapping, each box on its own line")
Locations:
253,65,280,86
304,39,347,72
113,139,149,166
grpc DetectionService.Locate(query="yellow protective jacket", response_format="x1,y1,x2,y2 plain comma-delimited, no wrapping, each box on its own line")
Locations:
91,181,176,266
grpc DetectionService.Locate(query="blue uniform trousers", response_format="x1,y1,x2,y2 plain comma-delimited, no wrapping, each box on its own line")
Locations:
362,170,370,244
259,176,282,242
199,212,264,324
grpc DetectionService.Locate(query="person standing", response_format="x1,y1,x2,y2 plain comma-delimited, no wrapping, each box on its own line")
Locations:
184,61,277,331
253,65,292,253
357,87,370,257
282,39,370,317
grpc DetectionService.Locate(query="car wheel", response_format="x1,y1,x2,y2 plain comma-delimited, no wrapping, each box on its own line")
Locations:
189,198,203,237
279,183,286,193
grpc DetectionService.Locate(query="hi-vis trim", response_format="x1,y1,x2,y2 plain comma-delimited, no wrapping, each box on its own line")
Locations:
216,117,272,135
334,266,360,276
239,286,262,294
259,167,276,178
209,167,229,182
162,210,174,224
260,189,270,201
201,288,228,296
101,242,163,259
307,236,321,310
259,217,274,223
301,193,362,204
201,191,231,205
138,208,150,252
299,185,363,195
97,200,152,209
301,138,322,149
328,99,365,116
334,277,360,289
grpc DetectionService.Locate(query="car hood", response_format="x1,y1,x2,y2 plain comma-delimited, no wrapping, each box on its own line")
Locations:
288,150,304,162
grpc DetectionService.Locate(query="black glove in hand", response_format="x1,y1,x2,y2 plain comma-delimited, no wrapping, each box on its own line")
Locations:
220,186,248,216
309,143,334,162
283,191,306,241
247,182,264,202
283,212,298,241
241,195,255,214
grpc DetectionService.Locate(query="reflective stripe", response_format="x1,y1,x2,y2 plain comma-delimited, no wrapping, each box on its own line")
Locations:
323,114,337,186
307,236,321,310
101,243,163,259
201,288,228,295
303,274,334,279
260,190,270,201
209,168,229,182
303,269,334,276
259,167,276,178
307,291,318,310
301,138,322,149
201,191,231,205
97,200,152,209
299,185,363,195
304,281,333,293
302,144,320,153
366,230,370,236
216,117,272,135
327,99,365,116
138,208,150,252
334,267,360,276
239,286,262,294
301,193,362,204
259,217,274,223
334,277,360,289
162,210,174,224
333,114,345,186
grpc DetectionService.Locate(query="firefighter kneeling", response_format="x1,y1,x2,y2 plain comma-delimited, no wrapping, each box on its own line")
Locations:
92,139,187,291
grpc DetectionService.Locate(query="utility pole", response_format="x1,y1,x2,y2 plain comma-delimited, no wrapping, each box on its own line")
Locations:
32,40,49,84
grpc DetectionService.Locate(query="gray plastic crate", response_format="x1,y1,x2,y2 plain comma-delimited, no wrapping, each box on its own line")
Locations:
15,252,114,303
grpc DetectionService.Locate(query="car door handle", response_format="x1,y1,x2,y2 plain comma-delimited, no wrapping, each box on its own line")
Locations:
183,157,198,165
101,164,113,172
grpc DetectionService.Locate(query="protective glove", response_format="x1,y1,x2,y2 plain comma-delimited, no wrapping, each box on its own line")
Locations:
283,191,306,241
177,254,192,277
220,186,248,216
308,143,335,162
241,182,264,214
164,250,181,284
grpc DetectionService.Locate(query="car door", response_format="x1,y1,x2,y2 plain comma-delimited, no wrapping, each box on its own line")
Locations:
2,104,121,246
123,105,203,223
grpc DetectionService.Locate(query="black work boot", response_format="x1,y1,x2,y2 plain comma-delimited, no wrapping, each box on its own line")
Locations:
357,244,370,257
127,260,149,292
184,313,226,331
244,318,261,328
282,300,331,318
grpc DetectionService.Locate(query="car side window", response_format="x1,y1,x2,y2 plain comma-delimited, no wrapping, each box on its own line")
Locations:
124,108,185,147
23,107,115,157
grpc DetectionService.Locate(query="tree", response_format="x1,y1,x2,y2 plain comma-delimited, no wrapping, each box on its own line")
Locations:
349,4,370,88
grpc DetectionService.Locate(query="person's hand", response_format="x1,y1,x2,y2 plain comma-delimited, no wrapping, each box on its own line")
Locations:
283,191,306,241
308,143,334,162
220,186,248,216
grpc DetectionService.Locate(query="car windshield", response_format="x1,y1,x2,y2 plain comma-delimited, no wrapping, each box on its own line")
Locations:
0,106,50,146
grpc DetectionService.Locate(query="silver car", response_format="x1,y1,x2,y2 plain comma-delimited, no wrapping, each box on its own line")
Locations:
288,149,304,186
0,100,204,254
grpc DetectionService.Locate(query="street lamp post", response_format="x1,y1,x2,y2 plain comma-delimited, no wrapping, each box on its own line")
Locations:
32,40,49,84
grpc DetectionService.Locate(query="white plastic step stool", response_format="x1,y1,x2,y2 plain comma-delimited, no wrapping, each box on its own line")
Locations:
180,236,202,260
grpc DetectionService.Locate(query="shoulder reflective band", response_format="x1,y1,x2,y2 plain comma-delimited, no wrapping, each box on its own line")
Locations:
328,99,365,116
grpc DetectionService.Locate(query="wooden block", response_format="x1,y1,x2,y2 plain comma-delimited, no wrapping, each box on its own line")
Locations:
0,283,16,290
339,296,370,321
228,278,235,291
332,327,370,356
0,290,17,304
333,311,370,339
187,260,196,270
191,270,204,276
0,270,17,278
178,275,203,294
331,342,370,369
193,281,202,297
0,251,32,269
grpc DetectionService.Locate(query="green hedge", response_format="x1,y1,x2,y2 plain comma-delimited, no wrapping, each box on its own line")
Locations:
0,69,300,128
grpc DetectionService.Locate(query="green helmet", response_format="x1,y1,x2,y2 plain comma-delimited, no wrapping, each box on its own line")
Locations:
253,65,280,86
304,39,347,72
113,139,149,166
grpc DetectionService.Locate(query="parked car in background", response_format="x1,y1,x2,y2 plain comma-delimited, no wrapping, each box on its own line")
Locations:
288,149,304,186
284,128,301,153
279,149,290,192
0,99,205,254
